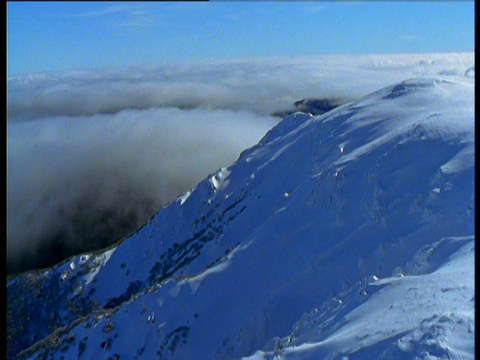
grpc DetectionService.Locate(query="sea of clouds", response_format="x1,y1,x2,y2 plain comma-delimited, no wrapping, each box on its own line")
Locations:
7,53,474,274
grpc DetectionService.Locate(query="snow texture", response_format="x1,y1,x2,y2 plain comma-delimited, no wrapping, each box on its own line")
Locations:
7,72,474,359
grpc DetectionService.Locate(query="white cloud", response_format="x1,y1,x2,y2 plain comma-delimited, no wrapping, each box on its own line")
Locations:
302,4,326,15
71,3,162,30
9,53,474,122
74,4,128,18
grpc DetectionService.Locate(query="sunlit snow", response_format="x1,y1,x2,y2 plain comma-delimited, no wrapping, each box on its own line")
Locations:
7,55,474,360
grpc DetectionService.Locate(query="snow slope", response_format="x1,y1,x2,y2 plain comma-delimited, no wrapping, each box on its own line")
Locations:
7,74,474,359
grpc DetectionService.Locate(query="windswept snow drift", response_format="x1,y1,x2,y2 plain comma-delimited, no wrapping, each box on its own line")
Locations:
7,75,474,360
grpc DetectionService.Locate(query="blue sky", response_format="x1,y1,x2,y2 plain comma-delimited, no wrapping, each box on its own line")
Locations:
7,1,475,76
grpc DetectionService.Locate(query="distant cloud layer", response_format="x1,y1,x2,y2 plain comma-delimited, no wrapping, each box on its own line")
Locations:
7,53,474,274
9,53,474,121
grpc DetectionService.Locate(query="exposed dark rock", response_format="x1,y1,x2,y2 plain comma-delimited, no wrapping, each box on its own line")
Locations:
271,98,346,118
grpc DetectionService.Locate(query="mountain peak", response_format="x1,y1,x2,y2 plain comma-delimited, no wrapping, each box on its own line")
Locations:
8,77,474,359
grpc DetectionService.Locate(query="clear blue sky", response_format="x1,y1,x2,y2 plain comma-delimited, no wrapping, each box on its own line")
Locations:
7,1,475,76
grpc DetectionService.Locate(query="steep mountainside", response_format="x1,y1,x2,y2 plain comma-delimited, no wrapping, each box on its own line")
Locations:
7,76,474,359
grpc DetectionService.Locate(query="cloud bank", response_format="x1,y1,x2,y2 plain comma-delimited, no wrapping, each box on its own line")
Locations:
7,108,277,274
9,53,474,121
7,53,474,274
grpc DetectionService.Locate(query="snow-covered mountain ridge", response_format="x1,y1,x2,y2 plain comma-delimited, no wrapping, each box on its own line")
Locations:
7,76,474,359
